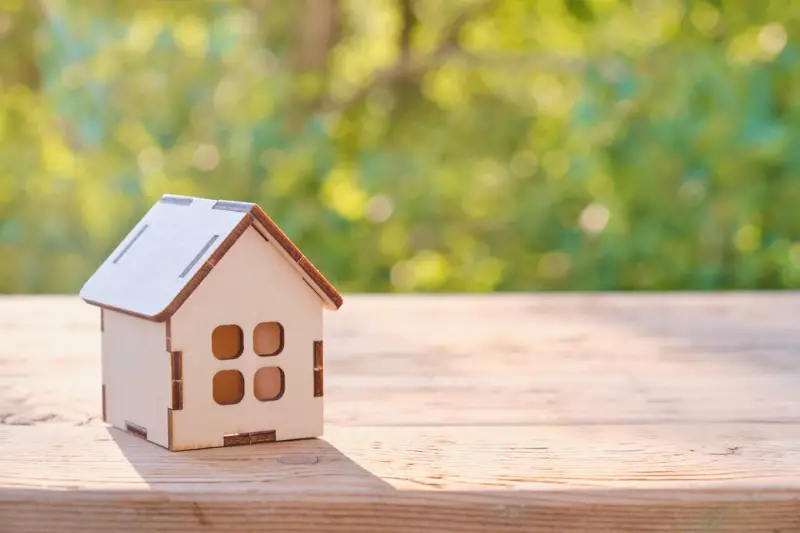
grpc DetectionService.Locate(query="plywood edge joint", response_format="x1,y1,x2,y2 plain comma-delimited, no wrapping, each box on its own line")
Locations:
223,429,276,447
171,380,183,410
313,340,324,397
170,351,183,410
170,351,182,380
101,384,107,422
250,430,277,444
125,421,147,440
167,409,175,450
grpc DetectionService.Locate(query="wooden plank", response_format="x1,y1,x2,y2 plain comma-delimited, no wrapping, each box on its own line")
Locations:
2,294,800,427
1,424,800,531
0,294,799,531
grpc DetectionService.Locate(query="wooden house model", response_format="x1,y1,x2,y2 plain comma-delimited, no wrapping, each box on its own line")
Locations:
80,194,343,451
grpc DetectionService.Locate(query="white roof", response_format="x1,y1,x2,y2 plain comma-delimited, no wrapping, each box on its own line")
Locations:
81,194,343,319
80,195,250,319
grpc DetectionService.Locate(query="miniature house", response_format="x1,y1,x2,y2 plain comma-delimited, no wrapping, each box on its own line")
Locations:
80,194,343,451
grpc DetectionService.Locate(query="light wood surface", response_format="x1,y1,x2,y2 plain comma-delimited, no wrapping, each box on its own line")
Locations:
2,294,800,531
166,225,324,449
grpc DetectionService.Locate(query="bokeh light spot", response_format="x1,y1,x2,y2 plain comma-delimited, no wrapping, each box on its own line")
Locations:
365,194,394,223
579,203,610,235
194,144,220,172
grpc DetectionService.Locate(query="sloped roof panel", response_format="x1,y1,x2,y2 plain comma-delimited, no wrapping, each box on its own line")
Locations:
80,194,343,321
80,196,248,319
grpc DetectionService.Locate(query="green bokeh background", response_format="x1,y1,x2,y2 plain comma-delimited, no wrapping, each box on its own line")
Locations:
1,0,800,294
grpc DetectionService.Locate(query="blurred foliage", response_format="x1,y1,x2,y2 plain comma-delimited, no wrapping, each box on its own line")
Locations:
1,0,800,293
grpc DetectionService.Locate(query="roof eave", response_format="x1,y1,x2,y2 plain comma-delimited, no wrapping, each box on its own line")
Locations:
247,205,343,311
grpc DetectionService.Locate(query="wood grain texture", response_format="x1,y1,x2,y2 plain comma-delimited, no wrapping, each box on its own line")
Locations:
1,294,800,531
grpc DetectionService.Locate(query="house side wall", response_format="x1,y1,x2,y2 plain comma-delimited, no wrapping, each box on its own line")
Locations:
102,310,170,448
170,226,323,450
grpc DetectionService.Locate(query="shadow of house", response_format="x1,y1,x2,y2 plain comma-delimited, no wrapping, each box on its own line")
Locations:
109,426,393,494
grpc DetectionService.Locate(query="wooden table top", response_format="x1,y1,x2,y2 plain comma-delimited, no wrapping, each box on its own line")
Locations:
1,294,800,532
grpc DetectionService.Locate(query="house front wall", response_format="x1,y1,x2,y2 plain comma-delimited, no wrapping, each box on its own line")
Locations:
102,310,170,448
170,226,324,450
